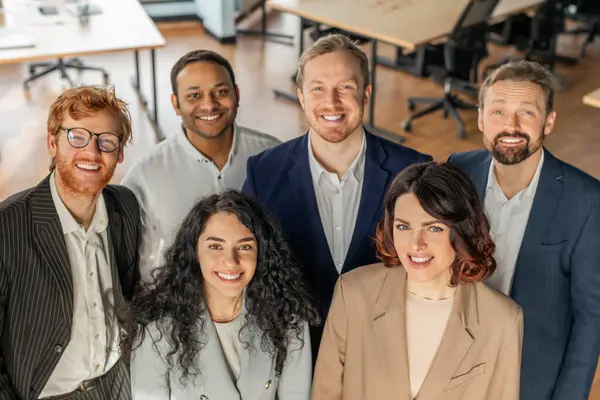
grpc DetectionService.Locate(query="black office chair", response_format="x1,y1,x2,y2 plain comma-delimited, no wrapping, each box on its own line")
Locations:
401,0,500,139
562,0,600,57
23,58,109,99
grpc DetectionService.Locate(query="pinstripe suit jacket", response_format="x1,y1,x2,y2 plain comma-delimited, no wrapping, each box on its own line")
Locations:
0,175,142,400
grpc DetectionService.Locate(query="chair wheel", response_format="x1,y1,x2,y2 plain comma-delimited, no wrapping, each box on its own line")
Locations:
408,101,415,111
401,120,412,133
103,74,109,85
29,66,36,75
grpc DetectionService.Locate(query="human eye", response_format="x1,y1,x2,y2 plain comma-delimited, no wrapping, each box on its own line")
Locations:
238,244,254,251
208,243,222,250
428,225,444,232
395,223,410,231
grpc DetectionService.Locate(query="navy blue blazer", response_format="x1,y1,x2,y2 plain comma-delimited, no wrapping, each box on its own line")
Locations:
242,130,431,317
448,148,600,400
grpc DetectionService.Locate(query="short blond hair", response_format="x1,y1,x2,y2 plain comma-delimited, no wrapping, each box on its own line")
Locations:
479,60,557,114
296,34,370,89
47,85,133,171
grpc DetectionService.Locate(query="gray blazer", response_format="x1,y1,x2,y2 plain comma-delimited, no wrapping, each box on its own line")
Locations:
130,312,312,400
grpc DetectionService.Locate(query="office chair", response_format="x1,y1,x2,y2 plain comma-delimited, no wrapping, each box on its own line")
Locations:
401,0,500,139
562,0,600,57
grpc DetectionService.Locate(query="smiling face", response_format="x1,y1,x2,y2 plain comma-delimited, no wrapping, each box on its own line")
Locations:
479,80,556,165
297,50,371,143
197,212,258,301
172,61,239,139
392,193,456,287
48,109,123,199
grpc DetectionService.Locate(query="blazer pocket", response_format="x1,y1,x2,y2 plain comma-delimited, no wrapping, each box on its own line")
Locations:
444,363,486,391
541,238,567,246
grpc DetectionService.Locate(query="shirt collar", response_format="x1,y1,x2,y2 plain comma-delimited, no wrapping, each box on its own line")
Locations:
307,128,367,185
175,123,239,165
486,149,545,200
49,172,108,235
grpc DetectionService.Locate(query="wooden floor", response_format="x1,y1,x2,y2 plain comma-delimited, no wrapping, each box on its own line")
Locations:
0,12,599,397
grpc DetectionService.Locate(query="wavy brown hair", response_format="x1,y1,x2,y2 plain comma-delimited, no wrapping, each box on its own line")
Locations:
375,161,496,286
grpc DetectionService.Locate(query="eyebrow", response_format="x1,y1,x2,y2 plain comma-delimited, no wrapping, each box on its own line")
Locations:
205,236,256,243
490,99,539,108
394,217,443,227
184,82,230,91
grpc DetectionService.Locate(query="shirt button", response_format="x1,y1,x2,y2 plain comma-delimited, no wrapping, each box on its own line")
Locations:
335,226,341,231
95,334,100,340
335,189,340,194
88,271,94,277
95,364,100,371
218,176,222,180
91,303,97,308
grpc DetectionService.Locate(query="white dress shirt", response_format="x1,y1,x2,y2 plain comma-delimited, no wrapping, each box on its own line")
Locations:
41,173,120,397
307,130,366,273
121,124,281,277
484,151,545,295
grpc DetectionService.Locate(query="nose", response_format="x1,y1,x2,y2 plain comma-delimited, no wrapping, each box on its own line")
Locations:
82,135,102,156
223,248,240,268
199,93,218,111
409,229,427,252
323,88,342,107
504,112,520,133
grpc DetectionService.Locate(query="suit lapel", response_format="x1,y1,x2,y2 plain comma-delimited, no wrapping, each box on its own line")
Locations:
104,194,127,315
31,176,73,322
343,132,389,272
512,149,564,294
372,267,411,399
237,318,275,399
289,134,335,271
472,154,492,201
416,283,477,399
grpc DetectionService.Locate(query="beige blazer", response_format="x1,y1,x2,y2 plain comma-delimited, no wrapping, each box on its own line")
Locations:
311,263,523,400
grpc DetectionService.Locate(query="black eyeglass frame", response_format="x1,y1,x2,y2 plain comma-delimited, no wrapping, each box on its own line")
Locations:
60,127,122,153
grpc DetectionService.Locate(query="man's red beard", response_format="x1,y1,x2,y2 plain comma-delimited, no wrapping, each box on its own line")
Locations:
55,155,115,198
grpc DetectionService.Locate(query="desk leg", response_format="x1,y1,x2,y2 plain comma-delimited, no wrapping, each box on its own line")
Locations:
366,40,404,143
131,49,165,141
272,16,307,102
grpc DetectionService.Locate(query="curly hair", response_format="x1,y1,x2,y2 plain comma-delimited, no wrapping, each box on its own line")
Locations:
121,189,320,386
375,161,496,286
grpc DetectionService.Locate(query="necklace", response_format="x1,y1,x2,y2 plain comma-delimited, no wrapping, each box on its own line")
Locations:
406,288,454,301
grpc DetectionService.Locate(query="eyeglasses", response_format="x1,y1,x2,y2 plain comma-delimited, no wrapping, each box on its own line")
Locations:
61,127,121,153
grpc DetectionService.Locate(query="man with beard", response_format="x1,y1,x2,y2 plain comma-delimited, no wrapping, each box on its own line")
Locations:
448,60,600,400
121,50,280,277
242,34,431,355
0,86,141,399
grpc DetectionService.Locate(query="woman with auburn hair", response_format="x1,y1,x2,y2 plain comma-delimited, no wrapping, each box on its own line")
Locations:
311,162,523,400
124,189,320,399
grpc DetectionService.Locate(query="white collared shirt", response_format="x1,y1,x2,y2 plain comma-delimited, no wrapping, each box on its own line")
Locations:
41,173,120,397
307,130,367,273
121,124,281,277
484,151,545,295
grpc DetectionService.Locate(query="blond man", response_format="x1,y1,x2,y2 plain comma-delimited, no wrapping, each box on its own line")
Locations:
0,86,140,399
242,34,431,357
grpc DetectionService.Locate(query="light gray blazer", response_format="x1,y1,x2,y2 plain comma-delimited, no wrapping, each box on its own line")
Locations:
130,313,312,400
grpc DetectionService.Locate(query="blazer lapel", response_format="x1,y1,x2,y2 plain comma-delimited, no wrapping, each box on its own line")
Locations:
237,319,275,399
104,194,127,316
416,283,477,399
31,177,73,323
343,132,389,272
512,149,564,294
472,154,492,200
372,267,411,399
288,134,335,271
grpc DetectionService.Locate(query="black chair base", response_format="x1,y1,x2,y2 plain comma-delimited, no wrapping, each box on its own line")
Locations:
401,84,478,139
562,18,599,57
23,58,109,99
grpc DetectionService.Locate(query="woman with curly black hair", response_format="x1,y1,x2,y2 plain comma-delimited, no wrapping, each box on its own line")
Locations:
312,162,524,400
125,189,320,400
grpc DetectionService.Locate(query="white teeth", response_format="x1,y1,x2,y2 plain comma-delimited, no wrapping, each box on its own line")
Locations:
322,115,342,121
500,138,522,143
76,164,99,171
199,115,220,121
217,272,241,280
410,256,432,263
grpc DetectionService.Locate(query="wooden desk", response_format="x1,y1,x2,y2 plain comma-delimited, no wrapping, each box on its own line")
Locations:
583,88,600,109
267,0,543,51
0,0,166,137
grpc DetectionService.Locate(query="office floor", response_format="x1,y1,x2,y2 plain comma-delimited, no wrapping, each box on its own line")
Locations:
0,10,599,398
